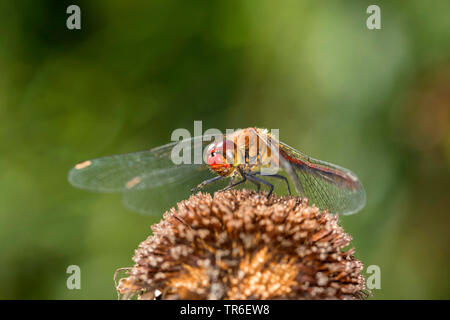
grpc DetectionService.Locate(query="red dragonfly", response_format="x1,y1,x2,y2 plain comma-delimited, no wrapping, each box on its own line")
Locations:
69,128,366,215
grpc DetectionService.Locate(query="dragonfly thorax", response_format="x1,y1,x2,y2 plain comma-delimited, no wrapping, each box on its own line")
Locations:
206,128,276,177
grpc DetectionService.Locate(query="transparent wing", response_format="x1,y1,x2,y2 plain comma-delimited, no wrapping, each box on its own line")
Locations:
68,135,215,192
122,164,227,215
68,134,227,215
278,142,366,215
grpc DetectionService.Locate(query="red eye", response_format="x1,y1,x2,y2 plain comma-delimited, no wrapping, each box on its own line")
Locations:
215,139,235,161
208,153,223,166
206,143,219,165
205,140,233,168
206,143,216,156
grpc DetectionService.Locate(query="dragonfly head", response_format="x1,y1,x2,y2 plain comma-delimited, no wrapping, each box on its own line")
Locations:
206,139,235,176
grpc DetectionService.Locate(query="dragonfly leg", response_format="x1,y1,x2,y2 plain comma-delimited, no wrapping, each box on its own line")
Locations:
226,175,237,188
191,175,224,193
249,179,261,192
220,171,247,192
254,173,291,195
246,174,274,198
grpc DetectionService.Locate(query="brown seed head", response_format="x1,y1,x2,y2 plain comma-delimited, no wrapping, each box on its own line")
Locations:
116,190,368,300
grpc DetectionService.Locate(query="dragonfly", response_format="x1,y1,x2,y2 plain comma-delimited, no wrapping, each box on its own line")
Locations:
68,128,366,215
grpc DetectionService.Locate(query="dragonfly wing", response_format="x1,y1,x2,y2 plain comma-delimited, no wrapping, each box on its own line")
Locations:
68,134,228,215
68,135,216,193
279,142,366,215
68,150,171,192
122,164,226,215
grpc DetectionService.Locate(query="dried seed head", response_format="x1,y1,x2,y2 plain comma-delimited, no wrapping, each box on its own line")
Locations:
116,190,368,300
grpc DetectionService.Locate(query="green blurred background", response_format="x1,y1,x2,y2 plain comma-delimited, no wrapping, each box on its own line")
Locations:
0,0,449,299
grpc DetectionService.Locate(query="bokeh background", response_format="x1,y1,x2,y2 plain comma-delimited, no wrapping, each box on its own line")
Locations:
0,0,449,299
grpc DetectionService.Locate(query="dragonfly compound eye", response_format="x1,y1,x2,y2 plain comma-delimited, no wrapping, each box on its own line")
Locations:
215,139,236,163
206,141,234,169
205,142,215,155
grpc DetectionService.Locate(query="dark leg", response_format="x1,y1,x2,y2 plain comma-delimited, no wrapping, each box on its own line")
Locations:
223,176,261,192
247,174,274,198
226,175,236,188
249,179,261,192
191,175,224,192
219,171,260,192
254,173,292,195
220,172,246,192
